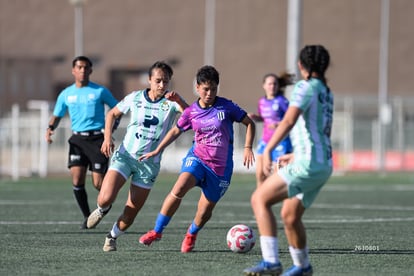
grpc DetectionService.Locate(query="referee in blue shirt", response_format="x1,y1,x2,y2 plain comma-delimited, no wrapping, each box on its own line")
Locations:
45,56,118,229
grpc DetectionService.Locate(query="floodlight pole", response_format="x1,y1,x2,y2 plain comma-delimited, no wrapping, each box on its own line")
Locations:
11,104,20,181
378,0,390,171
286,0,302,80
204,0,216,66
69,0,86,57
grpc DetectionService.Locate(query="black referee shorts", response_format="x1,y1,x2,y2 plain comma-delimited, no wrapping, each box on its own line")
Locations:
67,132,108,174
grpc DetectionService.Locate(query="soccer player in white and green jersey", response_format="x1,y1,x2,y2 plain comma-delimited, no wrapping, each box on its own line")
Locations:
86,61,188,252
244,45,333,276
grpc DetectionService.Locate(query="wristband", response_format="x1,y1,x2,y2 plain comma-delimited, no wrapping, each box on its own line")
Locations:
48,125,55,131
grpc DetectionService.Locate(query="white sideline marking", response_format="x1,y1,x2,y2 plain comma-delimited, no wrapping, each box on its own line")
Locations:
1,183,413,226
1,199,413,212
323,184,414,192
215,201,414,212
312,203,414,211
1,217,414,226
303,217,414,223
213,217,414,224
2,200,413,213
0,200,73,205
0,221,80,225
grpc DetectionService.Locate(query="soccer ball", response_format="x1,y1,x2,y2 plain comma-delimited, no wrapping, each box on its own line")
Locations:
226,224,256,253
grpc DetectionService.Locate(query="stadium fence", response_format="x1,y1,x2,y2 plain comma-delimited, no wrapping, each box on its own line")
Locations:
1,96,413,180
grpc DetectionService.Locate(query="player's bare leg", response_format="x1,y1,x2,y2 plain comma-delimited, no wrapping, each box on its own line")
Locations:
87,171,126,229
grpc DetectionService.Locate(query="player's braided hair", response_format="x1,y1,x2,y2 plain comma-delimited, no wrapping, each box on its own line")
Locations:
299,45,330,85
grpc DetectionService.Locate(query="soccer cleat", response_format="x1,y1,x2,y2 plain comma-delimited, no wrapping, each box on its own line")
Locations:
181,233,197,253
281,265,313,276
243,260,283,276
139,230,162,246
87,205,111,229
103,237,117,252
80,218,88,230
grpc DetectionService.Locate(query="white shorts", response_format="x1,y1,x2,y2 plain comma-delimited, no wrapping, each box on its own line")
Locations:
278,160,332,208
109,151,160,189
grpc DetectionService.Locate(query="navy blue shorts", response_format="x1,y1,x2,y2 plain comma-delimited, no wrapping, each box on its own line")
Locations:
256,137,293,161
180,151,232,203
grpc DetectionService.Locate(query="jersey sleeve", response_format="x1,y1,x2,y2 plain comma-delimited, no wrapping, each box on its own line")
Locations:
279,96,289,114
257,98,263,117
289,80,313,112
102,87,118,108
176,105,192,131
116,91,136,114
53,90,68,117
171,100,181,114
227,99,247,122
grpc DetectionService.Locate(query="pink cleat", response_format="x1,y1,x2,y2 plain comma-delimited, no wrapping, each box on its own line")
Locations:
139,230,162,246
181,233,197,253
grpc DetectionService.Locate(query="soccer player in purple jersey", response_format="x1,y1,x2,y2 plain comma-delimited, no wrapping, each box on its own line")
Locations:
248,72,294,186
138,65,256,253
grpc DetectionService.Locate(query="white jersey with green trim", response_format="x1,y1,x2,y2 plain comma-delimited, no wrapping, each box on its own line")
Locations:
116,89,181,163
289,78,333,167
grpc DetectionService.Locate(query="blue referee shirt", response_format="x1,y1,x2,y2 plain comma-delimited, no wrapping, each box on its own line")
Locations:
53,82,118,132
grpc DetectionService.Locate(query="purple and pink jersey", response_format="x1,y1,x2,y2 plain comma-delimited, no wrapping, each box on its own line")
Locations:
177,96,247,176
257,95,289,142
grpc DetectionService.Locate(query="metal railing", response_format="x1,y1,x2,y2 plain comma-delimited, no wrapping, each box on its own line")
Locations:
1,96,414,180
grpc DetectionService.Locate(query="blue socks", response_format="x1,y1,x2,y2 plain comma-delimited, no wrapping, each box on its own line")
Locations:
154,215,201,235
188,221,201,235
154,213,171,233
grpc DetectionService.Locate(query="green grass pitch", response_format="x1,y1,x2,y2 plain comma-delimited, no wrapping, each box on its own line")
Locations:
1,172,413,275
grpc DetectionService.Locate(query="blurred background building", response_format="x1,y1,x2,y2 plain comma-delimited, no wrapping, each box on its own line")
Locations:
1,0,413,178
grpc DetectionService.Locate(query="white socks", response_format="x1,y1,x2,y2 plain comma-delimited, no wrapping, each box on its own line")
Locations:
289,245,310,268
260,236,310,268
98,204,110,214
110,222,124,238
260,236,279,264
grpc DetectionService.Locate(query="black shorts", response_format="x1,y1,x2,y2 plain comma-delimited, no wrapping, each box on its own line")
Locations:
67,133,108,174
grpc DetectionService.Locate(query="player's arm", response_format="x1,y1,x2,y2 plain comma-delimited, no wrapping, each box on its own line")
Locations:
276,153,294,171
138,126,182,161
45,116,62,144
112,115,122,133
101,106,123,157
263,106,301,175
247,113,263,122
165,91,189,112
248,102,263,122
241,115,256,169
